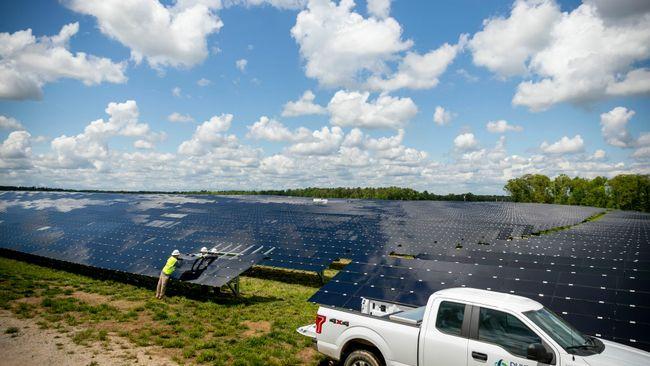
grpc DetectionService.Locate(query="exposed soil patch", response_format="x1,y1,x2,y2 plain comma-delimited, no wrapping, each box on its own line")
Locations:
0,309,177,366
71,291,142,311
12,297,42,306
297,346,319,365
241,320,271,337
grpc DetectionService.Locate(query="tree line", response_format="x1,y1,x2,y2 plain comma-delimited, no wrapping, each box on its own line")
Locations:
0,185,508,202
204,187,509,202
504,174,650,212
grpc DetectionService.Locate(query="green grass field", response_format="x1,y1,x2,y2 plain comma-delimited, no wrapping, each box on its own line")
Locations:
0,257,333,365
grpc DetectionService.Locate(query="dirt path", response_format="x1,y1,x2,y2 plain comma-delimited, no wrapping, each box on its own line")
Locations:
0,310,177,366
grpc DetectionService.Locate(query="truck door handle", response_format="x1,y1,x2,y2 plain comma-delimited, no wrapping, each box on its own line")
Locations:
471,351,488,361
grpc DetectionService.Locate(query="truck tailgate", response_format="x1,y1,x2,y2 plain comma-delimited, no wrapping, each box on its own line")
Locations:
317,307,420,366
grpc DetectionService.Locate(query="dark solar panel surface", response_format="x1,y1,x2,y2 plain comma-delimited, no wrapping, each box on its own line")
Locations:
309,210,650,351
4,191,648,350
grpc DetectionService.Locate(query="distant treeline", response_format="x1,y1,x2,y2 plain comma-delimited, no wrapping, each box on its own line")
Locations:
0,185,509,202
504,174,650,212
201,187,510,202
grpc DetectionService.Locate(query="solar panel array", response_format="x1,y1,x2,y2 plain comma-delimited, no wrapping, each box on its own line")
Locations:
3,191,647,350
309,210,650,351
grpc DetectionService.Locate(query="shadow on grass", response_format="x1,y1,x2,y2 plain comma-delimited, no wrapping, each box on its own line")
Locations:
0,249,279,305
244,265,327,288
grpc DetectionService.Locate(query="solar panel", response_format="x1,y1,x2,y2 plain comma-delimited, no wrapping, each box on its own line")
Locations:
5,190,648,349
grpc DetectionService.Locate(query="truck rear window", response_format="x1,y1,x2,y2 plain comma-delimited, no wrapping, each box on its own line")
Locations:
435,301,465,336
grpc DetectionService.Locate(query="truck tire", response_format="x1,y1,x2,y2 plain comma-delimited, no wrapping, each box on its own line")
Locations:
343,349,382,366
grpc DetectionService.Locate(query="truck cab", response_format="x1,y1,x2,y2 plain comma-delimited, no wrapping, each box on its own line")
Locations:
299,287,650,366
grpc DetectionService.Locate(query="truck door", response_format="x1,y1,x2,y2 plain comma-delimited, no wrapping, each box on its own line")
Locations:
421,300,470,366
467,306,556,366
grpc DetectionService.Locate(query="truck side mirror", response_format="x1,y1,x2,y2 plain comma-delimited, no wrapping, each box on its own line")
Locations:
527,343,553,364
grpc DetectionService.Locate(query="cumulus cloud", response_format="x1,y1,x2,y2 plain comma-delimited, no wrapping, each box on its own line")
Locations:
0,22,126,100
281,90,326,117
246,116,311,142
486,120,523,133
592,149,606,160
46,100,164,169
433,106,454,126
236,59,248,72
328,90,417,129
0,116,25,130
168,112,194,123
470,0,650,111
366,36,466,91
224,0,307,10
172,87,182,98
367,0,390,18
0,131,32,169
291,0,412,88
600,107,635,148
454,132,479,151
66,0,223,69
469,0,560,78
287,126,344,155
178,114,236,156
540,135,584,154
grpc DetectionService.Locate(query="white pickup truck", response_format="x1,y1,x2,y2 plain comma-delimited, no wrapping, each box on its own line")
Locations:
298,287,650,366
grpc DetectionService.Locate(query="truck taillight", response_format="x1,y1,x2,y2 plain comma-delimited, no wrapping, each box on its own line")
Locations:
315,314,326,334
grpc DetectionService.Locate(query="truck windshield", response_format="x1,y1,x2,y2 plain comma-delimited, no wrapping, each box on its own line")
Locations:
524,307,599,354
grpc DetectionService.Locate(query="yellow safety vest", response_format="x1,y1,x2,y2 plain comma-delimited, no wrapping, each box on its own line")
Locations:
162,256,178,276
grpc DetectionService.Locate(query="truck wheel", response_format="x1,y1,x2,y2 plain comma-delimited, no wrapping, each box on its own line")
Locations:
343,349,382,366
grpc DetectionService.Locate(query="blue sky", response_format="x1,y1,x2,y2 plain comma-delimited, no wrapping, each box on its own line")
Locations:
0,0,648,193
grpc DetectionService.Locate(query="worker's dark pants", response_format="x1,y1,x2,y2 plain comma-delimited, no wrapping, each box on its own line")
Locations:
156,272,170,299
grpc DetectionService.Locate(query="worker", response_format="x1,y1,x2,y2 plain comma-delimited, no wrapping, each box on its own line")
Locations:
156,249,181,299
208,247,219,258
191,246,210,271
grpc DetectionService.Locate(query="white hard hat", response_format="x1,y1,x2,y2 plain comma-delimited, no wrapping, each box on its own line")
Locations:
209,248,218,254
200,246,208,253
171,249,180,256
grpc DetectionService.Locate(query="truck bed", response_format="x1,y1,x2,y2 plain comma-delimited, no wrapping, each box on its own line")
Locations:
388,306,426,326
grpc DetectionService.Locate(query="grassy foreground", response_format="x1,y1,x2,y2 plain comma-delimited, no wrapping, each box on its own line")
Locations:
0,257,329,365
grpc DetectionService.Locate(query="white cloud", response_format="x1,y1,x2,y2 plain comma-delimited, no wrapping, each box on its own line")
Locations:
134,139,154,149
45,100,164,169
281,90,326,117
178,114,236,156
328,90,417,129
454,132,479,151
236,59,248,72
367,0,391,19
246,116,311,142
259,154,296,174
0,22,126,100
0,131,31,160
469,0,560,78
366,37,466,91
540,135,584,154
486,120,523,133
470,0,650,111
600,107,635,148
0,115,24,130
66,0,223,69
172,87,182,98
592,149,606,160
606,68,650,97
287,126,344,155
433,106,454,126
224,0,307,10
291,0,412,88
197,78,211,86
168,112,194,123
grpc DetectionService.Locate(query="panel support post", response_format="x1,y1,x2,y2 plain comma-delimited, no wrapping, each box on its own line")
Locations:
226,276,240,297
